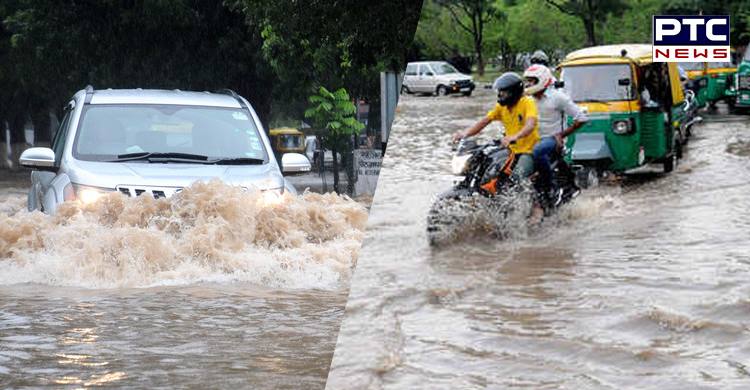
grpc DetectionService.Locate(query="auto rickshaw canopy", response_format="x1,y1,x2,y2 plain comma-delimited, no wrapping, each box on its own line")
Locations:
560,44,683,106
269,127,304,136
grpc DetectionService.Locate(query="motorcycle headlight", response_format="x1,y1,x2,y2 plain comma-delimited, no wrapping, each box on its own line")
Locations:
612,120,632,135
451,154,472,175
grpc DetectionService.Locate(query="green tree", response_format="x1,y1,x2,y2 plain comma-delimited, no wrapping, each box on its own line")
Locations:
504,0,583,65
543,0,629,46
434,0,502,75
304,87,365,194
659,0,750,47
414,1,474,60
601,0,661,44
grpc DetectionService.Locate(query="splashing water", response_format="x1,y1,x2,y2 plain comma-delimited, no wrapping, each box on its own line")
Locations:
427,189,535,246
0,180,367,289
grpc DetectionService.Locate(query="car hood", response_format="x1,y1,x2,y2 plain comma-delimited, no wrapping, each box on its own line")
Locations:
66,160,284,191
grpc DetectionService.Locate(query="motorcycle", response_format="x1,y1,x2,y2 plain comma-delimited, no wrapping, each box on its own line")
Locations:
426,138,579,245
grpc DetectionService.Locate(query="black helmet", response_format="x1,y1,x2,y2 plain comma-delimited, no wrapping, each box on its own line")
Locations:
530,50,549,66
492,72,524,106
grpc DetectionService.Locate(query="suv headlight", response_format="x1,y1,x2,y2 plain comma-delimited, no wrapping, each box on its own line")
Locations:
612,120,633,135
68,184,113,204
451,154,472,175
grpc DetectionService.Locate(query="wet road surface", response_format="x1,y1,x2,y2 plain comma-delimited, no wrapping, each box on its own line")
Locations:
326,88,750,389
0,178,366,388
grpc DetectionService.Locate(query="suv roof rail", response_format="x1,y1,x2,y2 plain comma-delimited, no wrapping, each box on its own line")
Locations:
215,88,248,109
84,85,95,104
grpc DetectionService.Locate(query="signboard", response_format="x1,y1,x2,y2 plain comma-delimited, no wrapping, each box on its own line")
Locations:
653,15,730,62
354,149,382,196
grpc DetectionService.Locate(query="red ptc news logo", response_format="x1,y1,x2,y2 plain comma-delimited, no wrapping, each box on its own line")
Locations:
652,16,730,62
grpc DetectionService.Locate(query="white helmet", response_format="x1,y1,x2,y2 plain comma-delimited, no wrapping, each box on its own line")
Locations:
523,64,554,95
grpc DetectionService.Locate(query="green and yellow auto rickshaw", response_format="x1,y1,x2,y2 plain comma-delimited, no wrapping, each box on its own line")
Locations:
558,44,687,183
705,61,737,107
733,48,750,111
679,62,709,108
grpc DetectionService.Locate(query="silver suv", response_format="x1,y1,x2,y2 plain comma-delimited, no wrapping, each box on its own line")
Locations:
19,87,310,213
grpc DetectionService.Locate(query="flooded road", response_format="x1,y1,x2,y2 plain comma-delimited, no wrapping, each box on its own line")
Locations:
0,179,367,388
327,88,750,389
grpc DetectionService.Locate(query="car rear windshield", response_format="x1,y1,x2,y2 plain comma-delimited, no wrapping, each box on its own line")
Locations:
73,104,268,162
279,134,303,148
561,64,635,102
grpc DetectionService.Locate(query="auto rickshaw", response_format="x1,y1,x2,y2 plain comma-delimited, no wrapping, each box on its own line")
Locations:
679,62,709,108
269,127,306,154
733,48,750,111
705,61,737,107
558,44,687,184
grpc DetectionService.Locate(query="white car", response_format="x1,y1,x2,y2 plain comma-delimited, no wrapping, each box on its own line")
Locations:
402,61,475,96
19,87,311,214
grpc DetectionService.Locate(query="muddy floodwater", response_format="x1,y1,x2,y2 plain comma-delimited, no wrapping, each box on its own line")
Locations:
0,179,367,388
327,88,750,389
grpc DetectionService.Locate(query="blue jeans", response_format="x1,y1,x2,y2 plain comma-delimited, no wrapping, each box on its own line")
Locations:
532,136,558,192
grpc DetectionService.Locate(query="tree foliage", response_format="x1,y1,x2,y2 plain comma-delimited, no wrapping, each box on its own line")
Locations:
304,86,365,194
0,0,422,148
415,0,749,74
543,0,629,46
433,0,503,75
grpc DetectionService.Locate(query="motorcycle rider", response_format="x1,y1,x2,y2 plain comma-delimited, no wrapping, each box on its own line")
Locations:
452,72,539,180
522,64,588,205
530,50,550,67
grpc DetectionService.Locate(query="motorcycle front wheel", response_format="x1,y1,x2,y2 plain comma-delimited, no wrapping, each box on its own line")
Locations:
426,188,477,246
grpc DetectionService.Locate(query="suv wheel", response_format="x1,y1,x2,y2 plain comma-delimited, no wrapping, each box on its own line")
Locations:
401,85,410,95
436,85,448,96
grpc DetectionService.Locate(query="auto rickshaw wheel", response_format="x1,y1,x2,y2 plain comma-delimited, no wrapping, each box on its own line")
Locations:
664,136,678,173
575,167,598,189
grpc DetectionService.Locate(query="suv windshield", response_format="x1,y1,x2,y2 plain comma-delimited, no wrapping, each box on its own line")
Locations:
562,64,635,102
73,105,267,162
432,63,459,75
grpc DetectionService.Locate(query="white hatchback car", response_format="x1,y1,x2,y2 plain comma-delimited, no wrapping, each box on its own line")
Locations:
19,87,311,214
402,61,475,96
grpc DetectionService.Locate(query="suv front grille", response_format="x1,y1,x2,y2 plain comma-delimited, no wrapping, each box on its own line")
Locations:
456,80,472,88
116,186,182,199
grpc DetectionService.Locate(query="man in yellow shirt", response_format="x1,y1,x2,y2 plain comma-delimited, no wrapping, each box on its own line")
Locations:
452,72,540,179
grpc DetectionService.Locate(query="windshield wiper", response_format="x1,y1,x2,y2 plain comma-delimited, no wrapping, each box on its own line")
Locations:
108,152,210,163
206,157,265,165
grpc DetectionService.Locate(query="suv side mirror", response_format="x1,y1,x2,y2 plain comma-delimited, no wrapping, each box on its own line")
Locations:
554,80,565,88
281,153,311,175
618,78,631,86
19,147,57,171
